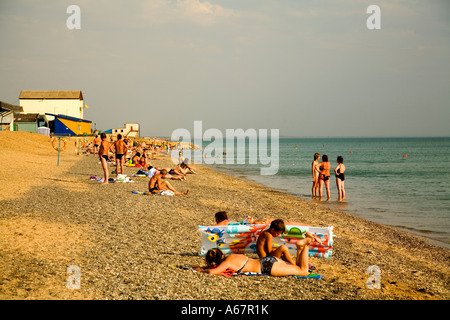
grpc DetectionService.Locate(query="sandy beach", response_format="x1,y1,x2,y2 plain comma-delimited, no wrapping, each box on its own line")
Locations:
0,131,449,301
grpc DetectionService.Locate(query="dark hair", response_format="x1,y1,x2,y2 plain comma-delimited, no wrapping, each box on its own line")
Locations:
117,134,122,140
322,154,328,162
215,211,228,222
101,133,107,139
337,156,344,163
269,219,286,232
205,248,225,268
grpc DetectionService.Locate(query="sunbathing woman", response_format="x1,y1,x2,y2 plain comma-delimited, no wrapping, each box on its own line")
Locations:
194,237,314,277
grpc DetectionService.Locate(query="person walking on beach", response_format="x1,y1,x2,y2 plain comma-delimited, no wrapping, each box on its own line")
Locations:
98,133,110,185
110,134,128,175
148,169,189,195
312,153,320,197
318,154,331,201
335,155,346,202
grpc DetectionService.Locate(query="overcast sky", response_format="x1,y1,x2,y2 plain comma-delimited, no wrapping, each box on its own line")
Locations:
0,0,449,138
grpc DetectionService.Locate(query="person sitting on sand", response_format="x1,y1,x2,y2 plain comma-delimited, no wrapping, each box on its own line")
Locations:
98,133,110,185
131,152,141,165
256,219,297,265
181,158,197,174
148,169,189,195
193,237,313,277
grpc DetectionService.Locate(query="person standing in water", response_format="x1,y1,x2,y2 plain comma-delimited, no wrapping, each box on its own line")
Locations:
311,153,320,197
318,154,331,201
335,155,346,202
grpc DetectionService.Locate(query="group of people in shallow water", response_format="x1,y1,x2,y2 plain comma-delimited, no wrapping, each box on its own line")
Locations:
312,153,346,202
192,211,322,277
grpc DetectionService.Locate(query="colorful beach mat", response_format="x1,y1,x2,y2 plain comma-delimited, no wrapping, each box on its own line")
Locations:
198,224,334,259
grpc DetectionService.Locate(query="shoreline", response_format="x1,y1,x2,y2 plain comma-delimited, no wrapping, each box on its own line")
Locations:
0,132,449,300
202,163,450,251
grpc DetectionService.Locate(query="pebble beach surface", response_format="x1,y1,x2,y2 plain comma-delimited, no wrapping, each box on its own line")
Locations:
0,131,449,301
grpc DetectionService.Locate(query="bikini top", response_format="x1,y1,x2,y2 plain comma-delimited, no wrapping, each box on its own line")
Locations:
236,257,250,273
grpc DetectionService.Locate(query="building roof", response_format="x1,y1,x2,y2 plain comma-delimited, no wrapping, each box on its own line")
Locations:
0,101,23,114
19,90,83,100
45,113,92,123
14,113,41,122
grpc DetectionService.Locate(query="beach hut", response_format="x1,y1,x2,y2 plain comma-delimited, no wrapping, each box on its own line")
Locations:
14,113,48,133
45,113,92,136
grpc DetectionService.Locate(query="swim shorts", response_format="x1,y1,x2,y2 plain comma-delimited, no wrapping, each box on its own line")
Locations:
260,256,278,275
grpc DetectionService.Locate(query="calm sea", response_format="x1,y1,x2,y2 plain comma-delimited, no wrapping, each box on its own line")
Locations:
194,137,450,249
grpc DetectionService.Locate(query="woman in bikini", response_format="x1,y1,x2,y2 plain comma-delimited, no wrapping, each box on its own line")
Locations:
312,153,320,198
318,154,331,201
334,155,346,202
194,236,315,277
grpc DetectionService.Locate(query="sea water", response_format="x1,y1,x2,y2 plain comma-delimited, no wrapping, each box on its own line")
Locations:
199,137,450,249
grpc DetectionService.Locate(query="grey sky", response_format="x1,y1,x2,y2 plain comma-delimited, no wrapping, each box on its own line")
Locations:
1,0,449,137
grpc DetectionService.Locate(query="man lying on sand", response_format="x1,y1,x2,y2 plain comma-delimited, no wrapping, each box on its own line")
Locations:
148,169,189,195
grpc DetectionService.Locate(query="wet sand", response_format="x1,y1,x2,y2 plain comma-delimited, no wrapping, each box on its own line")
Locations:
0,131,449,300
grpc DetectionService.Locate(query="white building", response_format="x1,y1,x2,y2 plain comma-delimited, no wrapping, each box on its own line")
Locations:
19,90,85,120
109,123,140,138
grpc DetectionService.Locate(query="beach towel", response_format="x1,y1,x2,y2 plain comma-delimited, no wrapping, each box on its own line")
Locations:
89,175,135,183
198,224,334,259
131,190,175,196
